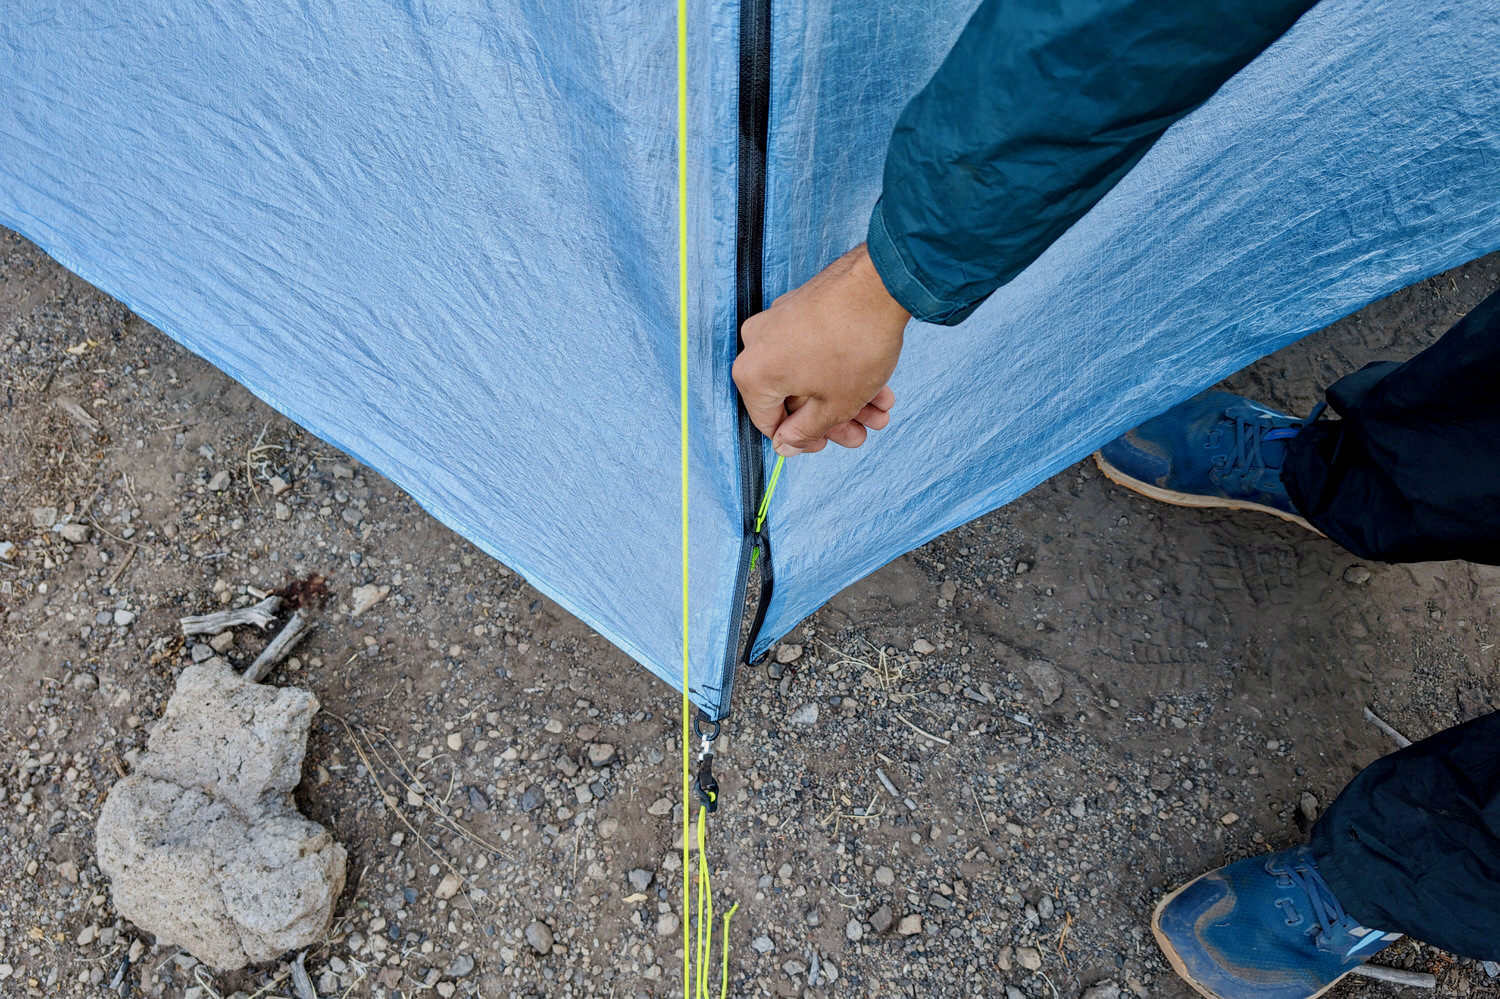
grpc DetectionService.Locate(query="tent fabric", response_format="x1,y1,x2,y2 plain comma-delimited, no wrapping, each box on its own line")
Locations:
4,1,1499,720
752,0,1500,666
0,1,748,713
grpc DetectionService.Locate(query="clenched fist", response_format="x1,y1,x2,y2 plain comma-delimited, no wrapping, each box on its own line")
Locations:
733,244,908,456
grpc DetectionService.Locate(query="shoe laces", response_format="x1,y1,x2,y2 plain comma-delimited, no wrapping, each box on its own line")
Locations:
1209,403,1326,482
1266,852,1349,948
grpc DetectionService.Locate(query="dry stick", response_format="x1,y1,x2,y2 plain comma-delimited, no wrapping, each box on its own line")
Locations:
1363,706,1414,749
355,722,511,859
874,767,919,813
896,713,952,746
290,952,317,999
972,785,992,835
104,545,135,589
244,609,314,683
330,714,491,908
240,966,295,999
1350,964,1437,989
88,517,143,549
54,397,100,431
181,595,283,635
191,966,227,999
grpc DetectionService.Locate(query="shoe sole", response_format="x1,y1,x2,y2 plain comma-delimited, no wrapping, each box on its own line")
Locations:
1150,881,1354,999
1093,453,1322,537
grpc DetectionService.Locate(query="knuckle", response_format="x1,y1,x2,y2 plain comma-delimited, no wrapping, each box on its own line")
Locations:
785,427,819,447
731,353,761,386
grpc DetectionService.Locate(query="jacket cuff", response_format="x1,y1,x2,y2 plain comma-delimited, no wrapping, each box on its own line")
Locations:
866,197,984,326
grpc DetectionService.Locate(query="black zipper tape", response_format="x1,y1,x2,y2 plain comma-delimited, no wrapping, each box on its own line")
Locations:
707,0,773,722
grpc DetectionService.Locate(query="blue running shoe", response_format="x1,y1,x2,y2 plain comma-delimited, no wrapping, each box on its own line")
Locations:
1154,844,1401,999
1094,390,1323,532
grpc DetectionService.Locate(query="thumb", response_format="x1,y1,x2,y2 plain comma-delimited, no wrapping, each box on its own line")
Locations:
773,397,841,457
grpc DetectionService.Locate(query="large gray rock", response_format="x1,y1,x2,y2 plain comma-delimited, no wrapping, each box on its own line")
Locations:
96,662,345,970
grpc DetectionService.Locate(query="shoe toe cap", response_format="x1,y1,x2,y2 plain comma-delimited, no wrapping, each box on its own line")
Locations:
1098,430,1171,484
1155,864,1352,999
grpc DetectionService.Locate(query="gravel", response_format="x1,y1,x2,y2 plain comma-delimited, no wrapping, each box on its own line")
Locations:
4,230,1499,997
788,703,819,726
523,921,553,955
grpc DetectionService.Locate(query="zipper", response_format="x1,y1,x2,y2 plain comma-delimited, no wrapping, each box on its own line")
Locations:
710,0,773,721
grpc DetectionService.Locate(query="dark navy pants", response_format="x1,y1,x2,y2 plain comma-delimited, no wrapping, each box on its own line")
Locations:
1284,286,1500,959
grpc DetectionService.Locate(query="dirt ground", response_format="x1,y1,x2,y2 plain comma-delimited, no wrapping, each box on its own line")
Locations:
3,225,1498,999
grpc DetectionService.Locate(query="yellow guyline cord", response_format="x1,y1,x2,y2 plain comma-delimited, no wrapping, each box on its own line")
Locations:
677,5,740,998
677,0,692,988
681,5,793,993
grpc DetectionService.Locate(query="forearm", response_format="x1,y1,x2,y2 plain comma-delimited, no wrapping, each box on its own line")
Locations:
871,0,1320,325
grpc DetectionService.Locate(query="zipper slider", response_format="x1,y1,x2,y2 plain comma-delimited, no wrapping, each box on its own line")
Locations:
694,711,722,813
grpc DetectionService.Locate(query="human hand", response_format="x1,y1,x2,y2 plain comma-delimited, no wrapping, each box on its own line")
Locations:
733,244,908,456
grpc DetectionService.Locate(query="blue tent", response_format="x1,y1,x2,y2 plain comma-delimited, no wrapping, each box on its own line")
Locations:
4,0,1498,719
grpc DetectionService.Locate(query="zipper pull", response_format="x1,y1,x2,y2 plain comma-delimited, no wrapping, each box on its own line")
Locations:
694,711,722,813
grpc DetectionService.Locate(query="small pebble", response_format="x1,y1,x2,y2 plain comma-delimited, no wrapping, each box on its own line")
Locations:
524,920,553,954
349,583,389,617
788,703,819,726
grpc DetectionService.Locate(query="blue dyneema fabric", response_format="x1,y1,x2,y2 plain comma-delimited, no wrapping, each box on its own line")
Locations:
0,1,748,714
4,0,1499,718
751,0,1500,662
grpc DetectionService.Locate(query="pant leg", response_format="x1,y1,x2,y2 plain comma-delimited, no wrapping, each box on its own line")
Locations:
1309,711,1500,958
1282,285,1500,564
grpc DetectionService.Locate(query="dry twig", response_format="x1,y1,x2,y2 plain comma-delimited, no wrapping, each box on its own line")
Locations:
244,609,314,683
1350,964,1436,989
896,713,952,746
181,595,282,635
1363,706,1414,749
104,545,135,588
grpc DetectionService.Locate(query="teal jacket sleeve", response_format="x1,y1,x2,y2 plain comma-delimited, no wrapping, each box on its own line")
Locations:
868,0,1320,325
